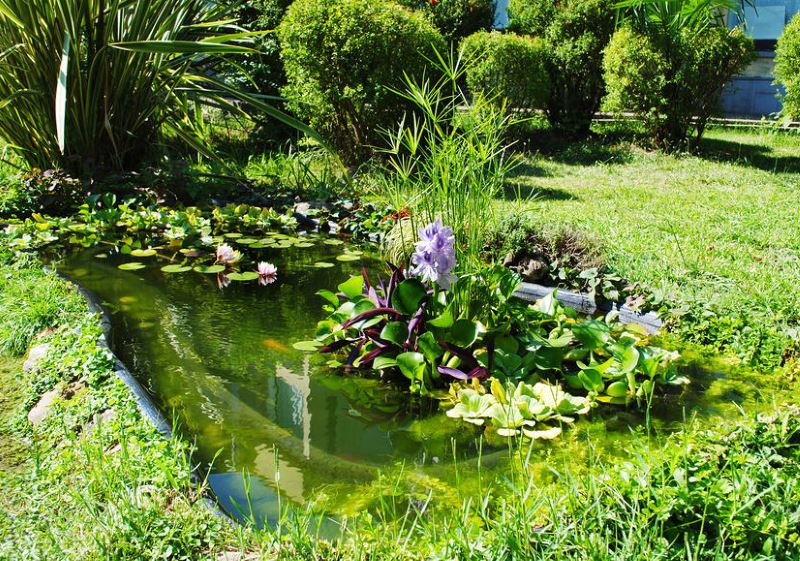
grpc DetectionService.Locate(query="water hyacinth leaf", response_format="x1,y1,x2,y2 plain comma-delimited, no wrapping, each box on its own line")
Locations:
396,352,425,382
130,248,157,257
373,356,398,370
313,261,335,268
118,262,146,271
391,279,427,315
531,347,565,370
428,309,454,328
161,264,192,273
293,340,323,352
336,254,361,262
572,320,611,350
450,319,479,348
417,331,443,363
578,369,604,392
227,271,260,281
605,380,629,398
194,264,226,274
338,276,364,299
380,322,408,346
316,289,340,307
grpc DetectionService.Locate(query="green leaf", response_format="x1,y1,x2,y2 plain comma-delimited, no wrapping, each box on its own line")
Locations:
391,279,427,315
338,276,364,299
428,309,454,328
194,265,226,274
227,271,260,281
336,254,361,262
161,264,192,273
316,289,340,307
396,352,426,381
417,331,443,363
450,319,478,348
380,322,408,345
313,261,335,268
56,33,70,155
293,340,322,352
572,320,611,350
578,369,605,392
373,356,398,370
130,248,157,257
118,262,146,271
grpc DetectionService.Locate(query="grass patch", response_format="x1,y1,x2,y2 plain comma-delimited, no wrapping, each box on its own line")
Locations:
504,125,800,369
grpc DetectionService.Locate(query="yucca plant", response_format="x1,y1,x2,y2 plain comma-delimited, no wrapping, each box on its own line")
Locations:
0,0,314,175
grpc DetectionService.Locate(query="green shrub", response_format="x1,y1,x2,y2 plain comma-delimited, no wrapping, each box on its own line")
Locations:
462,31,550,110
508,0,615,136
278,0,445,165
603,26,753,150
775,13,800,121
398,0,496,41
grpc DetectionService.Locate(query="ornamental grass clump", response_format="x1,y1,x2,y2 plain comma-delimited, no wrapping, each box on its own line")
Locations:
379,49,517,269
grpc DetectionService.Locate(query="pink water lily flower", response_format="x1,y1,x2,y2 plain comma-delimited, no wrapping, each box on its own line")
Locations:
257,261,278,285
216,244,241,265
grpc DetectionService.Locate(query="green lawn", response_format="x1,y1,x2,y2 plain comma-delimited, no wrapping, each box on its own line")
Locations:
505,126,800,368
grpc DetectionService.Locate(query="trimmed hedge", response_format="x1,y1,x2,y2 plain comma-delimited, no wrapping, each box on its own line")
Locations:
278,0,445,164
462,31,549,110
507,0,615,136
603,26,753,150
775,13,800,120
398,0,496,41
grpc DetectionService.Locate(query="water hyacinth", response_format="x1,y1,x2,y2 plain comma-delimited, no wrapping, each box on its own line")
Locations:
216,244,241,265
410,219,457,289
257,262,278,285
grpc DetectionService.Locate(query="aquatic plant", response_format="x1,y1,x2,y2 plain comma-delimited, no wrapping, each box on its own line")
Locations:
216,244,242,265
257,262,278,285
410,219,457,289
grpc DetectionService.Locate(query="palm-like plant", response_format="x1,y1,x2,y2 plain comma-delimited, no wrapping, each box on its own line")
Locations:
615,0,749,35
0,0,314,174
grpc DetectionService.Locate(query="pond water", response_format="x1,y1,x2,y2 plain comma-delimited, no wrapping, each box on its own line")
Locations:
54,235,789,526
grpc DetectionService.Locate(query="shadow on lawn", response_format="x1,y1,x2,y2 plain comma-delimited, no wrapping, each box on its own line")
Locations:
698,135,800,175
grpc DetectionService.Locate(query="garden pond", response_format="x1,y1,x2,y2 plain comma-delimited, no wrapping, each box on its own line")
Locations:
52,233,791,527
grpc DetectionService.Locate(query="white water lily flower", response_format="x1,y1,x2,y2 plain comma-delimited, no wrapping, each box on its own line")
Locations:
257,261,278,285
216,244,241,265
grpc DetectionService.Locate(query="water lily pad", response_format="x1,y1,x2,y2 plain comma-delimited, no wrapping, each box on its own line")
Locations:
130,248,157,257
293,340,323,352
194,265,226,274
227,272,260,281
237,238,259,245
179,248,203,257
223,233,242,239
248,242,270,249
313,261,335,268
336,254,361,262
118,262,146,271
161,264,192,273
323,239,344,245
295,242,315,248
94,253,108,259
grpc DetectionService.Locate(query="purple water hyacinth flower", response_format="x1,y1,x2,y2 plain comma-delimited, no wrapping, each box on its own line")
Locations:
410,219,457,289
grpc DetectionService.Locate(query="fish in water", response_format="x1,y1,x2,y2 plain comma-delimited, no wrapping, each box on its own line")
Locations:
262,339,290,353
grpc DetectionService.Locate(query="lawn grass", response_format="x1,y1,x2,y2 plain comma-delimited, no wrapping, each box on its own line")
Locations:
504,125,800,368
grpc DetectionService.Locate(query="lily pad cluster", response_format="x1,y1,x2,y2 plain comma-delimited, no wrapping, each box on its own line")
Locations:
447,379,592,440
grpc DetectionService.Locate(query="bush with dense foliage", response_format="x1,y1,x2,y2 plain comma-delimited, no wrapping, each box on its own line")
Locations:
603,25,752,150
775,13,800,121
398,0,497,41
278,0,445,164
0,0,304,176
462,31,550,110
507,0,615,136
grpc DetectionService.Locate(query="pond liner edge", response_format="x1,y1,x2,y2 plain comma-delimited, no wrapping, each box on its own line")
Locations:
54,270,234,525
513,282,663,334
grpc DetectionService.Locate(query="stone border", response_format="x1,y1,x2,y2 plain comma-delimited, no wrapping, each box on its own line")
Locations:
513,282,663,334
56,272,233,523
